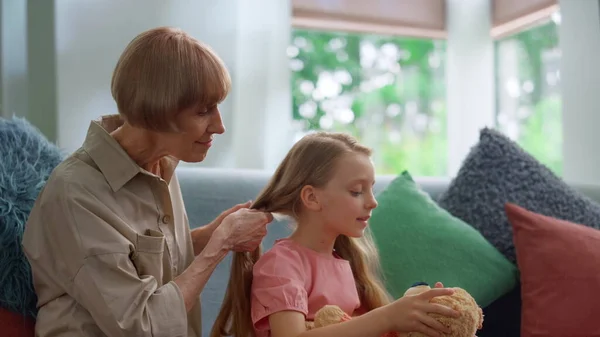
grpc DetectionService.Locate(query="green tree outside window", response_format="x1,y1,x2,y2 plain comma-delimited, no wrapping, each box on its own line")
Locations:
495,14,562,175
290,14,562,177
289,29,448,176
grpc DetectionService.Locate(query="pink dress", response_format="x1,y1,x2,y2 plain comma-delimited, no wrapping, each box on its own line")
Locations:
250,238,361,337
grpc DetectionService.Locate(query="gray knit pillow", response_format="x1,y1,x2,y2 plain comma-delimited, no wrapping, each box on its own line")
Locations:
437,128,600,264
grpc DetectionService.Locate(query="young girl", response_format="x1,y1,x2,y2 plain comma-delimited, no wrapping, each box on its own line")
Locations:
210,132,459,337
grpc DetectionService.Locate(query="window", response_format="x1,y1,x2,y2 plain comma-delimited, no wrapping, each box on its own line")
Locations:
495,10,562,175
288,4,561,177
289,29,447,176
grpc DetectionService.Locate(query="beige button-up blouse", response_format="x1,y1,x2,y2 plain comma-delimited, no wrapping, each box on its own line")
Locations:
22,116,202,336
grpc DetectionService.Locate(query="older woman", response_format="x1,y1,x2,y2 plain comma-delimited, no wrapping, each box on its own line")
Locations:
22,27,272,337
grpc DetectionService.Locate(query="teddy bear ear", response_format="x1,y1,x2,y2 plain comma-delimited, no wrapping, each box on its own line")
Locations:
404,285,431,296
477,307,484,329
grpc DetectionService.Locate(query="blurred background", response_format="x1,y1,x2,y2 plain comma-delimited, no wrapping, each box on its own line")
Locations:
1,0,597,183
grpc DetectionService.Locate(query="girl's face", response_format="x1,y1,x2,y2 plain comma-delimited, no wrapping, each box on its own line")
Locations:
316,152,379,238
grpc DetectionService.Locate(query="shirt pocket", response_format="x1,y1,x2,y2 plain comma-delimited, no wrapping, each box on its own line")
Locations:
131,229,165,286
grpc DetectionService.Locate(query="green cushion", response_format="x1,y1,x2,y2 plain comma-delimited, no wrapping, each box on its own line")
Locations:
369,171,519,307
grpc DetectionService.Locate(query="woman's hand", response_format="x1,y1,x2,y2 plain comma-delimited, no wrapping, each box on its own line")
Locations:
191,201,254,255
383,287,460,337
213,206,273,252
207,201,253,230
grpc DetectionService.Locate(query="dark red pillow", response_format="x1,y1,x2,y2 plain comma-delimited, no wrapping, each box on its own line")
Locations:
0,307,35,337
506,203,600,336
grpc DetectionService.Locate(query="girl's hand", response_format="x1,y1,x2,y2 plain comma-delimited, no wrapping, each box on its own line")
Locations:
384,288,460,337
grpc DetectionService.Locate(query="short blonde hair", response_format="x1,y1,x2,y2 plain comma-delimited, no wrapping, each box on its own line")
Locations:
111,26,231,131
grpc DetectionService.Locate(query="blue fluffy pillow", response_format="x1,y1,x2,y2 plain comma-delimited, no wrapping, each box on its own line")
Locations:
438,128,600,264
0,116,65,317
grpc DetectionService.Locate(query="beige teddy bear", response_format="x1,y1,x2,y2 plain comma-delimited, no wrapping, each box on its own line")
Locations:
306,285,483,337
306,305,399,337
403,285,483,337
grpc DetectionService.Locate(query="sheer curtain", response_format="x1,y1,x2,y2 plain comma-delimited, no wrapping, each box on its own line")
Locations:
230,0,293,171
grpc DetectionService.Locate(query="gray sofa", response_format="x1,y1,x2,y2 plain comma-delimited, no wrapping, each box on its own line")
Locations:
176,166,600,336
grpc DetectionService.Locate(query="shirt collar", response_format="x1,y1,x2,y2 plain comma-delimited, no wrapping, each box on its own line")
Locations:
82,114,179,191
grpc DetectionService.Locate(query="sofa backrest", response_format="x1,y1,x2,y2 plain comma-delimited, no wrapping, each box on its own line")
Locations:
175,166,600,336
177,167,452,226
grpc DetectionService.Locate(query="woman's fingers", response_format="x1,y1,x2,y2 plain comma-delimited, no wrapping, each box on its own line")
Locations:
247,209,274,225
224,208,274,252
230,200,252,212
262,211,274,223
214,201,252,225
249,212,272,232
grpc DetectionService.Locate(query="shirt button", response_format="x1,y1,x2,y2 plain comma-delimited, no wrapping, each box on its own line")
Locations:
162,214,171,224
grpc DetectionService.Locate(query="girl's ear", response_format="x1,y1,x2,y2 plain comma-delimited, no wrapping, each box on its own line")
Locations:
300,185,321,211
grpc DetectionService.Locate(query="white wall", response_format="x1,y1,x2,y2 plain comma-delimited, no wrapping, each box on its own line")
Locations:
445,0,496,176
22,0,292,169
1,0,28,119
28,0,57,141
11,0,599,180
559,0,600,185
230,0,293,170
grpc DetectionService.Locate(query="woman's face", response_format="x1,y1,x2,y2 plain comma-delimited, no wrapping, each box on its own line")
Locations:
158,104,225,163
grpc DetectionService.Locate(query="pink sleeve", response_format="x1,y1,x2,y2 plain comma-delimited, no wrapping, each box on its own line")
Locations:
250,246,308,331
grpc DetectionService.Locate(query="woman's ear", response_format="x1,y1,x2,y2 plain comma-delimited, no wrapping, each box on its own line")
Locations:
300,185,321,211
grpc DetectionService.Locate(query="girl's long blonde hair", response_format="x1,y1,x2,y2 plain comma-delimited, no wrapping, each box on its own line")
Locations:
210,132,392,337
